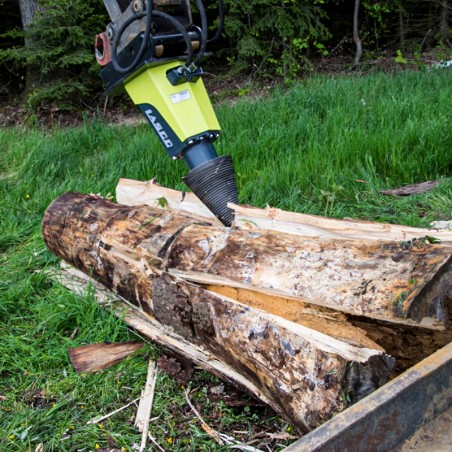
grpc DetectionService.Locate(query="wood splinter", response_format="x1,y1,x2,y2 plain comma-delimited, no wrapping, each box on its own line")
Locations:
68,341,144,374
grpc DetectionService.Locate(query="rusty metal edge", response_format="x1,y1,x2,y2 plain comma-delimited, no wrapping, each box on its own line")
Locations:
285,341,452,452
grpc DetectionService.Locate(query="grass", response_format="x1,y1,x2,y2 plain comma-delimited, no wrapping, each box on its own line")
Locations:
1,68,451,451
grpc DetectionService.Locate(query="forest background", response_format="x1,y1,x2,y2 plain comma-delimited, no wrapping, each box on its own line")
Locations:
0,0,451,120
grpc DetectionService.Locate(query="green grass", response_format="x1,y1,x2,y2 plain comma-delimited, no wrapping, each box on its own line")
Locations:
1,68,451,451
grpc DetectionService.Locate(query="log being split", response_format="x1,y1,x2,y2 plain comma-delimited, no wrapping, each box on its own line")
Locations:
43,192,397,432
116,179,452,329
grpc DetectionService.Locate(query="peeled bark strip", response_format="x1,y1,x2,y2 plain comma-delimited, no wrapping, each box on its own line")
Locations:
43,193,396,432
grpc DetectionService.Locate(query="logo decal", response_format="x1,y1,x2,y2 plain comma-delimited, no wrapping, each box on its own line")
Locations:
144,108,173,148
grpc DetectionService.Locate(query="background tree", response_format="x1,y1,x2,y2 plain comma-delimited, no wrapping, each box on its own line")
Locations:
223,0,331,80
0,0,107,110
353,0,362,65
0,0,450,111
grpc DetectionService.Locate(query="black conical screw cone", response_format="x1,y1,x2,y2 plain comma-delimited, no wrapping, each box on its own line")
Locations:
183,155,239,227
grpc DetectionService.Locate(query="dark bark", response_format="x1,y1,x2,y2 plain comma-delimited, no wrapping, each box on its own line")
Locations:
439,0,450,45
353,0,362,66
17,0,43,96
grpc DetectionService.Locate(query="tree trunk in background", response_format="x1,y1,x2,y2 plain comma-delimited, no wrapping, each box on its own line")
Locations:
18,0,41,29
439,0,450,45
353,0,362,66
17,0,43,97
397,1,406,51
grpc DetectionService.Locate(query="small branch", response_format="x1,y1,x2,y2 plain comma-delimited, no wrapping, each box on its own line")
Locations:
86,398,140,425
147,432,165,452
380,180,439,196
184,388,263,451
184,388,224,445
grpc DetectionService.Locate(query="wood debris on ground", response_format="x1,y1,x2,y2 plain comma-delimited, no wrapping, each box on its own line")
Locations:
380,180,439,195
68,341,144,374
135,360,158,451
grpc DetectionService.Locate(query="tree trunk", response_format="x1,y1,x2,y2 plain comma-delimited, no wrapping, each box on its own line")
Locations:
353,0,362,66
43,192,400,433
18,0,43,95
439,0,450,45
18,0,41,29
398,1,406,51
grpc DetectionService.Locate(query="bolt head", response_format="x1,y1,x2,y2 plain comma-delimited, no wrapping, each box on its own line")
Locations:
133,0,144,12
106,25,114,40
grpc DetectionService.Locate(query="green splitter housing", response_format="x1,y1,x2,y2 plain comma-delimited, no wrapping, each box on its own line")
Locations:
125,62,220,162
95,0,238,226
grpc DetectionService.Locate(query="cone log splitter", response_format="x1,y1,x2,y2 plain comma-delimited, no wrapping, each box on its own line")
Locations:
95,0,238,226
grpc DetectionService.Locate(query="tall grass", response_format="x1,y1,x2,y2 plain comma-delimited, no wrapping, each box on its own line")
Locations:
0,68,451,450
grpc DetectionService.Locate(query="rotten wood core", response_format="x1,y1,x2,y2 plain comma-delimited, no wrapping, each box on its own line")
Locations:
43,193,399,433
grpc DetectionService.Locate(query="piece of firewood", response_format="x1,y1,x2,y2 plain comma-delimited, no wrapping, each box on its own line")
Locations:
231,203,452,242
165,223,452,329
116,177,221,225
53,264,393,434
68,342,143,374
47,262,393,432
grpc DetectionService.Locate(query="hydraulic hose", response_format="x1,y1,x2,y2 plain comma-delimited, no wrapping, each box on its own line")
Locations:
111,8,152,74
111,3,194,74
207,0,224,44
194,0,208,65
152,10,194,66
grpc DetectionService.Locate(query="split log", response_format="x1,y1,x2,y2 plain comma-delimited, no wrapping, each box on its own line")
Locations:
165,223,452,329
102,183,452,328
42,193,397,433
54,263,392,434
116,178,452,242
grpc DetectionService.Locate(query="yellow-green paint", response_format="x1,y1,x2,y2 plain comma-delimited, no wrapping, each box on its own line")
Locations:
124,62,220,141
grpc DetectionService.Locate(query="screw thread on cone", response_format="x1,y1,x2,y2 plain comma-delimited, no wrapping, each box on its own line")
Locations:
183,155,238,226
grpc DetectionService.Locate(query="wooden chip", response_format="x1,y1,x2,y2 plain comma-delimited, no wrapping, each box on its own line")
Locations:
68,341,144,374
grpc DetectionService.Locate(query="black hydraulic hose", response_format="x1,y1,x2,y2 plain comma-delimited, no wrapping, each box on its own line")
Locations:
111,5,194,73
152,10,194,66
194,0,208,65
207,0,224,44
111,7,152,74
